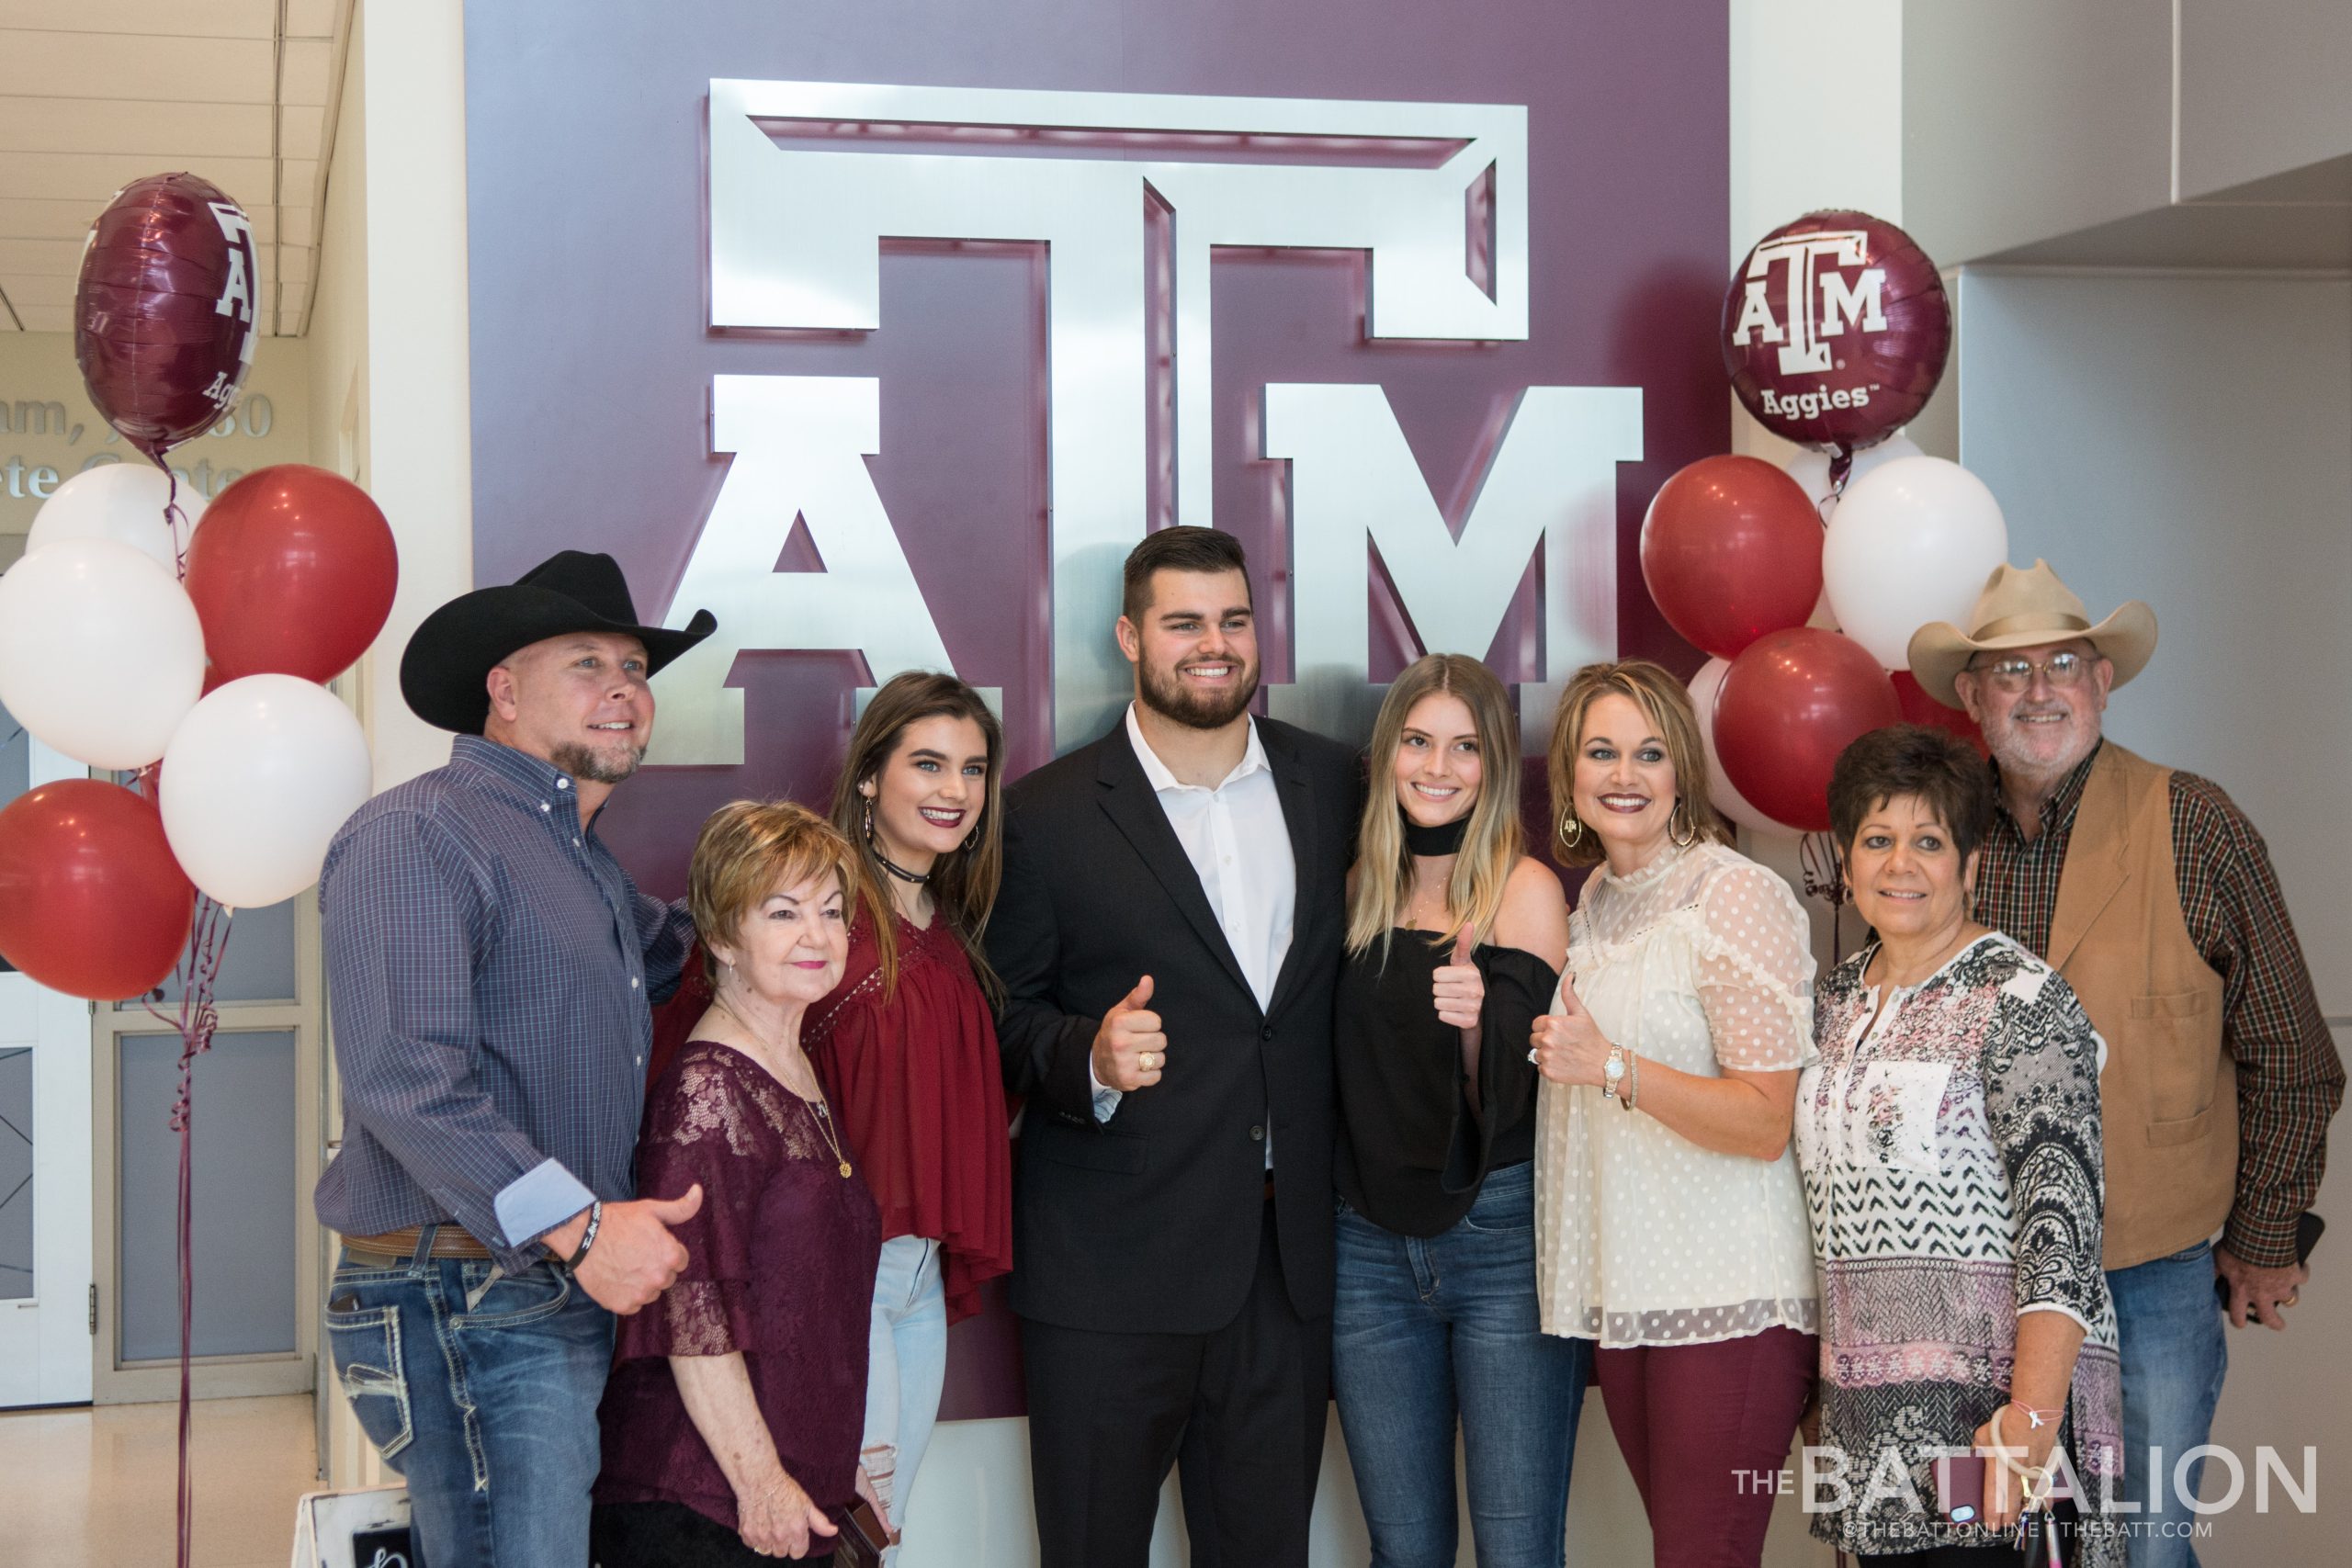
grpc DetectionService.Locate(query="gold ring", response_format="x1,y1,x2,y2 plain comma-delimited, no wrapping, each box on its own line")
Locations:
2283,1294,2300,1308
1139,1052,1156,1070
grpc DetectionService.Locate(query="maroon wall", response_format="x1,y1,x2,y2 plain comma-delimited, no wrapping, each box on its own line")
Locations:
463,0,1725,1416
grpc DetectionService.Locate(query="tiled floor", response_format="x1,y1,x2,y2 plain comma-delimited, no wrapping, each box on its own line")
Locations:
0,1394,318,1568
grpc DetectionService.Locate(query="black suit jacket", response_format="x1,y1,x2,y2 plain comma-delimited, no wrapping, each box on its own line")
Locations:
988,715,1361,1334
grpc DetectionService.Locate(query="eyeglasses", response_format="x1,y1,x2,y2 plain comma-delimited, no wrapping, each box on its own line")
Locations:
1969,650,2096,694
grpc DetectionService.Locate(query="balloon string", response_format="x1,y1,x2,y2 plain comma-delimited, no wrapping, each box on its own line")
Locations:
163,467,190,582
1798,831,1849,967
142,896,233,1568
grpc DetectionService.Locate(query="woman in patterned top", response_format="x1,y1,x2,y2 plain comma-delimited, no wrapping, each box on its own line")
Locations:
593,801,887,1565
1799,726,2121,1565
1530,660,1819,1567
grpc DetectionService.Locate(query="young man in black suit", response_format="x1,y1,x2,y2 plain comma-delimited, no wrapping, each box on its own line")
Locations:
987,526,1361,1568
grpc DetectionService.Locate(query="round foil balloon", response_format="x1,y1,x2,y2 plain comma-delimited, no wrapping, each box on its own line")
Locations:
74,172,262,461
1723,209,1950,455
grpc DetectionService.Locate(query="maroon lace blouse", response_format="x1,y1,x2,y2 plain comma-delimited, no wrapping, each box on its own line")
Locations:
803,911,1013,1325
594,1041,881,1534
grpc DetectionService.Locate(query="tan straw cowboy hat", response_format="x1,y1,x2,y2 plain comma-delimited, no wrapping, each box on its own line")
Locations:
1906,558,2157,709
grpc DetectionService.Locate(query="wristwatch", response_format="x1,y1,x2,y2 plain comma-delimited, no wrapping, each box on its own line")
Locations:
1601,1043,1626,1100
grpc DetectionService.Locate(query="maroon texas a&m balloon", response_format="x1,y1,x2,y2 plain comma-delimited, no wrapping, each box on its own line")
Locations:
1722,209,1950,457
74,172,263,463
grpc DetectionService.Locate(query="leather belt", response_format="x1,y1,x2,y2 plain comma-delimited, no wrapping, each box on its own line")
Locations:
342,1224,497,1263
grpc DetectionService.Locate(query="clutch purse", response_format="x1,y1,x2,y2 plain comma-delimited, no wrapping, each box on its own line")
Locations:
830,1497,897,1568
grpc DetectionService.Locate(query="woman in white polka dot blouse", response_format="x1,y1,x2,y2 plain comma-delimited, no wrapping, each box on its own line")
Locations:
1529,660,1819,1567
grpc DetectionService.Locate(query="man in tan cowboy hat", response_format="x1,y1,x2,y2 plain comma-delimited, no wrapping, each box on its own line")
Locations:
1912,560,2342,1567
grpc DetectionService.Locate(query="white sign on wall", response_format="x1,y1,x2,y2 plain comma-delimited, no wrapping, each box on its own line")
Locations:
651,81,1642,759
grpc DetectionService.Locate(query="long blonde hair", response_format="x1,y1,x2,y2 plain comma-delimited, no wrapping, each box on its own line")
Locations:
1347,654,1523,960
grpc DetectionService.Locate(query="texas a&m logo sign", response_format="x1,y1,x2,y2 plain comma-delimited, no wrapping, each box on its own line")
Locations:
645,81,1644,761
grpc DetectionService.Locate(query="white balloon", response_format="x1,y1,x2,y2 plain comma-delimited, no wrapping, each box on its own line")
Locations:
0,537,206,768
1822,456,2009,671
25,462,207,572
1789,436,1922,633
1688,657,1797,840
161,675,373,908
1783,434,1924,525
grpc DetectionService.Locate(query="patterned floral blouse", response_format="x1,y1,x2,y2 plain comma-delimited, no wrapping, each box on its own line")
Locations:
1798,934,2123,1562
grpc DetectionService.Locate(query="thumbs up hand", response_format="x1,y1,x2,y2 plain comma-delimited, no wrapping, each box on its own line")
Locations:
1530,976,1611,1087
1093,975,1168,1091
1431,928,1485,1033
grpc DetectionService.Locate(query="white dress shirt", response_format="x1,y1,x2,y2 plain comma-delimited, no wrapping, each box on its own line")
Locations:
1092,705,1296,1162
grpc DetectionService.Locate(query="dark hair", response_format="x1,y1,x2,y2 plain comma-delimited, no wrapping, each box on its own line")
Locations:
1827,725,1995,862
1121,527,1251,626
829,671,1006,1004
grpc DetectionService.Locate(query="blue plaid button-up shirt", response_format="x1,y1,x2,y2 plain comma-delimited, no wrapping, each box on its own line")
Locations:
311,735,694,1272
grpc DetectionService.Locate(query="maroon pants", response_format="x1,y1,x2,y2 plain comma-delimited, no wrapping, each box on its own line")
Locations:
1594,1325,1817,1568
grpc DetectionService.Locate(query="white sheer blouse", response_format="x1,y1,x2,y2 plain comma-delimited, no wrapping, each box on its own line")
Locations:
1534,840,1822,1346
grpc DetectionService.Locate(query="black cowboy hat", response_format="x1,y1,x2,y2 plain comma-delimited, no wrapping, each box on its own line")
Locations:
400,550,718,734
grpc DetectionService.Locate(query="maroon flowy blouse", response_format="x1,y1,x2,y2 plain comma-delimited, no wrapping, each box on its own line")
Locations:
594,1041,881,1535
803,911,1014,1325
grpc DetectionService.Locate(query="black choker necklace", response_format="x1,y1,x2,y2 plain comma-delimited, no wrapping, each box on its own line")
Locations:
1403,814,1471,856
872,845,930,885
864,801,931,885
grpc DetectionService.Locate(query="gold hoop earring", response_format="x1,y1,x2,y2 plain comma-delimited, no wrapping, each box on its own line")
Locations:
1669,800,1697,849
1555,811,1584,852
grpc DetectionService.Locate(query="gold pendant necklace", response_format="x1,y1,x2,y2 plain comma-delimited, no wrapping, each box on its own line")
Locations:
809,1099,854,1179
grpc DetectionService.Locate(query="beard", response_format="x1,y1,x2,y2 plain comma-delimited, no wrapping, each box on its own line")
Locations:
1136,655,1260,730
550,739,647,786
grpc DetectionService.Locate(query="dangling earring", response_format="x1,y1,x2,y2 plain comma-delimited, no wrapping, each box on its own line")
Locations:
1556,811,1584,852
1669,800,1697,849
959,818,981,852
863,796,876,843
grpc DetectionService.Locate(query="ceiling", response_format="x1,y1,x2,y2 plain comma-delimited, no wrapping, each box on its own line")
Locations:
0,0,351,337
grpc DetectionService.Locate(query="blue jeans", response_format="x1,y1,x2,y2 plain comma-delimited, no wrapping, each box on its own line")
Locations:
864,1235,949,1554
325,1229,615,1568
1331,1163,1590,1568
2108,1241,2228,1568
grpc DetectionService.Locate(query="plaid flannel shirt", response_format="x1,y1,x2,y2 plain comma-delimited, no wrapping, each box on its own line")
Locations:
311,736,694,1273
1973,742,2344,1270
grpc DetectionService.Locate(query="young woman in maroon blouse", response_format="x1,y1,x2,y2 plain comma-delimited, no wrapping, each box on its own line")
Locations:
804,671,1015,1554
592,801,888,1566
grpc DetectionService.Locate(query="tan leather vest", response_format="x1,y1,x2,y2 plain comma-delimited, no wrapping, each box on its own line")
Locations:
2046,743,2233,1270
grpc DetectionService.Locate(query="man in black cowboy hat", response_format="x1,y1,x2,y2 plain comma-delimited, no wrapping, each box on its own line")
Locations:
312,551,717,1568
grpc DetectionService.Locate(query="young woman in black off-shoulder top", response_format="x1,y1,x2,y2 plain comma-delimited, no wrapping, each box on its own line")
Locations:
1330,652,1589,1568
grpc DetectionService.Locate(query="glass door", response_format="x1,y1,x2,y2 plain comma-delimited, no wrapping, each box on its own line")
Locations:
0,714,96,1408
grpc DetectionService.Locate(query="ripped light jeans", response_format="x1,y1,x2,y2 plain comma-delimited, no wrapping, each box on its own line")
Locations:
324,1227,613,1568
863,1235,950,1554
